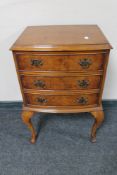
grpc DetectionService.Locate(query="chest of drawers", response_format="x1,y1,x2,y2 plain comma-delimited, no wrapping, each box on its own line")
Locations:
10,25,112,143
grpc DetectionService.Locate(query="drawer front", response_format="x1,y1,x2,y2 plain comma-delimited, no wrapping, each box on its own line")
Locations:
16,53,104,71
25,93,99,106
21,75,101,90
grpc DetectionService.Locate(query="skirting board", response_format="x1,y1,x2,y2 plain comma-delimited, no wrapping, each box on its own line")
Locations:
0,100,117,110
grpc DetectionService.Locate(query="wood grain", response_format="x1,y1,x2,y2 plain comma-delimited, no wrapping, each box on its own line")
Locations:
20,74,101,90
15,52,104,72
24,92,99,106
10,25,112,51
11,25,112,143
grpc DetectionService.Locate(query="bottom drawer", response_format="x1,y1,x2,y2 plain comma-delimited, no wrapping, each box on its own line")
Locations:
24,92,99,107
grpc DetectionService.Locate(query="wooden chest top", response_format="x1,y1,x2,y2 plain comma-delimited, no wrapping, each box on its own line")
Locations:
10,25,112,51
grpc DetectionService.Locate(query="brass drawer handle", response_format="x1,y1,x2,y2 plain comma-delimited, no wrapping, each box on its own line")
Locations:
78,80,89,88
34,80,46,88
76,97,88,105
79,58,92,69
36,97,47,104
31,59,43,67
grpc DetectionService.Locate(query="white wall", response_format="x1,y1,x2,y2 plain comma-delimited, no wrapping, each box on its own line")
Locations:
0,0,116,101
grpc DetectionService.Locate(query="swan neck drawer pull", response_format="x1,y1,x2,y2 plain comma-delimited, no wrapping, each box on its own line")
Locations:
34,80,45,88
36,97,47,104
78,80,89,88
31,59,43,67
79,58,92,69
76,97,88,105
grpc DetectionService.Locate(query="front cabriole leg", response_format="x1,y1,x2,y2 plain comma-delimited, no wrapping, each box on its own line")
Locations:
21,110,36,144
90,110,104,143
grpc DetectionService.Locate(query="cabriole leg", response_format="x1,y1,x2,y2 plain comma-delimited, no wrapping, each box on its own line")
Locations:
21,110,36,144
90,110,104,143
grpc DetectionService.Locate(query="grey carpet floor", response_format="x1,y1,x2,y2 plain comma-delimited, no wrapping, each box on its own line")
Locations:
0,108,117,175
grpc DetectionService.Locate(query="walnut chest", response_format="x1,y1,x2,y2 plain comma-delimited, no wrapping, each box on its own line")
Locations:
10,25,112,143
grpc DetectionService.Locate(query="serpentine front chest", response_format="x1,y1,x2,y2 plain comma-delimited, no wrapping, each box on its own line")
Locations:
10,25,112,143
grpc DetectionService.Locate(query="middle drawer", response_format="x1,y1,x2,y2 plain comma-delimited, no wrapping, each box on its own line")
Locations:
20,74,101,90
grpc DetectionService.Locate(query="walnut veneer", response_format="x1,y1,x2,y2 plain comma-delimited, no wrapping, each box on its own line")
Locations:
10,25,112,143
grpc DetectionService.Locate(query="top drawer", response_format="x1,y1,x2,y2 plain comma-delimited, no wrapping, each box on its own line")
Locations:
15,52,105,72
